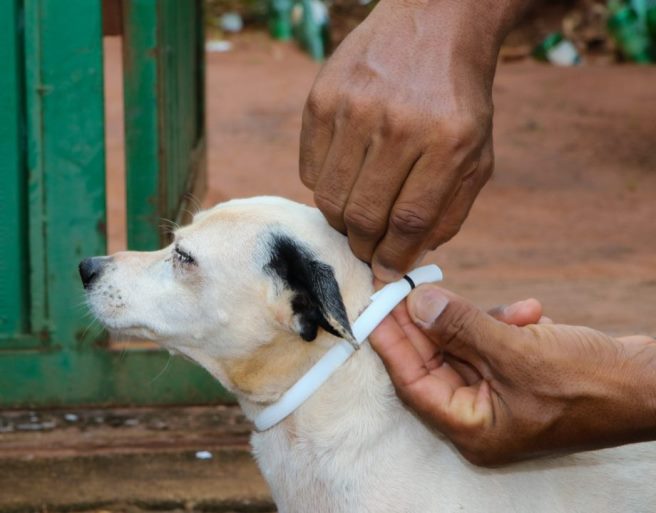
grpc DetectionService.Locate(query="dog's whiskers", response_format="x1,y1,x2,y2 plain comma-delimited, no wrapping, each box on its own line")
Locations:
160,218,181,236
185,192,202,215
79,317,100,341
149,353,172,385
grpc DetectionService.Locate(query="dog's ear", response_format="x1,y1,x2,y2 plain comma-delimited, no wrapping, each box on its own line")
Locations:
265,234,353,343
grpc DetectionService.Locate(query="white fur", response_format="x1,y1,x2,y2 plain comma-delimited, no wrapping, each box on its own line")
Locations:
86,196,656,513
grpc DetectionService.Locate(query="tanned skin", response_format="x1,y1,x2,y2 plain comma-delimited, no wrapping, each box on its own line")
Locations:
300,0,534,281
371,287,656,467
301,0,656,465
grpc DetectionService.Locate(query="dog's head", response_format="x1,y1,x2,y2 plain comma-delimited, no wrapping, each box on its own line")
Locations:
81,197,372,403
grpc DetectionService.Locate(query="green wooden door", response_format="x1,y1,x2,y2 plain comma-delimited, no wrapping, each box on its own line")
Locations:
0,0,229,408
123,0,207,250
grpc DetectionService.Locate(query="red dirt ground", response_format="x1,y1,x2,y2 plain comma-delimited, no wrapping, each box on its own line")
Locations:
105,32,656,338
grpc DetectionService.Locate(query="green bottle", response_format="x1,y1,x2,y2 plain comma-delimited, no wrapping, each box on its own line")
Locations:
533,33,581,65
269,0,294,40
607,2,653,63
292,0,330,60
646,1,656,41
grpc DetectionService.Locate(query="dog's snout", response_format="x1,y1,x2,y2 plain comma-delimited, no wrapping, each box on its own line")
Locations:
79,256,110,289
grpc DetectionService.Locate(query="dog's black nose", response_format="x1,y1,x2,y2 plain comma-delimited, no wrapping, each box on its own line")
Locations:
79,257,109,289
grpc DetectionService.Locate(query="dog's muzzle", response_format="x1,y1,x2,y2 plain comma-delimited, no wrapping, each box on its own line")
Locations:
79,256,111,289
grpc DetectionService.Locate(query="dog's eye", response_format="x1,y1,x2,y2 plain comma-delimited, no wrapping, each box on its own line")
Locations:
174,245,196,266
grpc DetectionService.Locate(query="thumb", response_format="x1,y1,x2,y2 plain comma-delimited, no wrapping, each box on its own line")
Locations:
407,285,509,362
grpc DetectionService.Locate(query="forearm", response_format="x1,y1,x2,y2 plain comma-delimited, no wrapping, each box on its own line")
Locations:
372,0,535,39
532,332,656,458
481,0,538,39
606,336,656,445
371,0,537,84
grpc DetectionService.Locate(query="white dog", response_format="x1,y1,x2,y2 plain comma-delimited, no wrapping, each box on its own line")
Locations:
82,196,656,513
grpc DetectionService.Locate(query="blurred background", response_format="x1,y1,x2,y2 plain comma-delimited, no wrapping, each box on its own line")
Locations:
1,0,655,512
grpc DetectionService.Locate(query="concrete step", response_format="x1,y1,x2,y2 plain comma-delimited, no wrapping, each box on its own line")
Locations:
0,406,274,513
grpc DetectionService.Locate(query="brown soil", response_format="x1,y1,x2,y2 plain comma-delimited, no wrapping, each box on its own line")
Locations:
0,407,274,512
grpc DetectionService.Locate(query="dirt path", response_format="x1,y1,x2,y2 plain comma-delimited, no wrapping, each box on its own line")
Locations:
0,407,273,512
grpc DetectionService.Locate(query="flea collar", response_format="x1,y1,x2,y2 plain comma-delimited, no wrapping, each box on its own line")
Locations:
254,264,443,431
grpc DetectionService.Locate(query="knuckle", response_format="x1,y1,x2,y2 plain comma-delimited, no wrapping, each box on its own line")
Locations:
380,105,415,141
432,208,469,246
305,87,335,123
450,429,504,468
478,153,495,182
343,202,386,237
300,168,318,188
299,147,320,188
389,204,433,235
437,117,481,153
314,192,344,221
433,222,461,246
342,93,374,121
459,446,500,468
394,383,415,406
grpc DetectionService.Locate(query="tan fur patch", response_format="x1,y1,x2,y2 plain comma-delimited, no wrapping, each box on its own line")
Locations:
224,332,328,402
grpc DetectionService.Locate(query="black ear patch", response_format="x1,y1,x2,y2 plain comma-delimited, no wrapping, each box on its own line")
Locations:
265,234,353,343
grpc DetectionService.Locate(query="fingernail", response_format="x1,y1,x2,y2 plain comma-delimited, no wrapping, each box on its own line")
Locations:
412,288,449,325
503,302,524,319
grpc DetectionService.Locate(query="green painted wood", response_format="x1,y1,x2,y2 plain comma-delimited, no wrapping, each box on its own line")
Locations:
24,0,49,339
123,0,162,251
0,0,29,339
0,349,230,407
123,0,206,251
159,0,204,220
0,0,107,403
36,0,107,354
0,0,228,408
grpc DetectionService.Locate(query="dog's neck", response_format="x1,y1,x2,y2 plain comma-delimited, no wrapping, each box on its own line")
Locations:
237,330,396,427
235,260,377,418
239,263,421,511
221,264,460,513
247,335,418,513
189,261,440,510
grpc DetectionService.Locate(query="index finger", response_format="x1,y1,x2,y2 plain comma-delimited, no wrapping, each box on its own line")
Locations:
369,314,431,388
370,314,482,430
371,152,466,280
299,102,333,189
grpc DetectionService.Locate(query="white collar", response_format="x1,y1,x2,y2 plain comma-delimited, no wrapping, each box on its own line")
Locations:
254,264,443,431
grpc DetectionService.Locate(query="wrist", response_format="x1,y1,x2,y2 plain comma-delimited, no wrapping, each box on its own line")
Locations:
373,0,534,84
377,0,534,45
626,338,656,439
585,336,656,449
519,328,656,458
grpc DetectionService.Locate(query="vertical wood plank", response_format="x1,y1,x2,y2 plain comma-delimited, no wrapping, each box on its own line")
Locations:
122,0,163,250
123,0,206,250
36,0,107,347
24,0,48,338
0,0,29,338
0,0,224,408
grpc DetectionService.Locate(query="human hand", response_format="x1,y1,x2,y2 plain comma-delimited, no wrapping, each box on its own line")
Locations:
300,0,526,281
370,285,656,466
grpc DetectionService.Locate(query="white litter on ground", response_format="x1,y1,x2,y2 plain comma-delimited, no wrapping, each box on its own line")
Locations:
206,40,232,53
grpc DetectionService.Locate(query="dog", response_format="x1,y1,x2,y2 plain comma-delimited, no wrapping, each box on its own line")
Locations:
81,196,655,512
